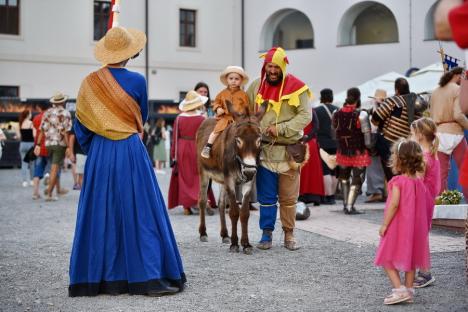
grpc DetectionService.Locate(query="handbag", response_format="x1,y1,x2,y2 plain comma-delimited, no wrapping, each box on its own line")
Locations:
286,142,307,163
23,146,37,163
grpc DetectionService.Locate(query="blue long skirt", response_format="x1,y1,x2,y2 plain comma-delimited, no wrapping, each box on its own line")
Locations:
69,134,186,296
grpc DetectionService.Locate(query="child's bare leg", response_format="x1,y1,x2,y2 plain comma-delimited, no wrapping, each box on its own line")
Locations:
404,270,415,289
384,268,402,288
201,132,219,158
207,132,218,145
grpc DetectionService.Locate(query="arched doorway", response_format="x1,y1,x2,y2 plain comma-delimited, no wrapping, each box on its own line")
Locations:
260,9,314,51
424,2,438,40
337,1,399,46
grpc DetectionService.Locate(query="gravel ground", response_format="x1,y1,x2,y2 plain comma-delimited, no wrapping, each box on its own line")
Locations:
0,168,467,312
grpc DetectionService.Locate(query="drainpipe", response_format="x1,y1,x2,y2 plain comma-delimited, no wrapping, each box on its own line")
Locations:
409,0,413,69
241,0,245,68
145,0,149,92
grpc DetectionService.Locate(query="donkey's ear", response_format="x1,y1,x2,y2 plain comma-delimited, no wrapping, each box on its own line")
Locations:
255,100,268,120
244,102,251,117
225,99,242,119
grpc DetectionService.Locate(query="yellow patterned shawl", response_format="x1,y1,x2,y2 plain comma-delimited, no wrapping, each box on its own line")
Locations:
76,67,144,140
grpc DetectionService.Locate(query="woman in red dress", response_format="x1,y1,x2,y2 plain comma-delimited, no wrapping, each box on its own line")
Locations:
299,110,325,205
168,90,216,215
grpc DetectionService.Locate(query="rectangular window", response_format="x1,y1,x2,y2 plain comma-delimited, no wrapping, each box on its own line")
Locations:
94,0,111,41
179,9,196,47
0,0,20,35
0,86,19,97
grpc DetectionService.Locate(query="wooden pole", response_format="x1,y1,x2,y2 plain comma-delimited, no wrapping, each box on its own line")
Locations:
111,0,121,28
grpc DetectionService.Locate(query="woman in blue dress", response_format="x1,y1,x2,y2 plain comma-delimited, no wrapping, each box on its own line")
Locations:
68,26,186,297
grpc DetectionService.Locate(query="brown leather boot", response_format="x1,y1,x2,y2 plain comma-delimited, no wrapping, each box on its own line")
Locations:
284,229,300,251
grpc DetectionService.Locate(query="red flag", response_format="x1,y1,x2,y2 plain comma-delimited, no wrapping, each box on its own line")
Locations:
107,0,116,30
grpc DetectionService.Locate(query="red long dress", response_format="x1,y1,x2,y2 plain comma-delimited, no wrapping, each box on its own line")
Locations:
299,122,325,202
168,113,216,209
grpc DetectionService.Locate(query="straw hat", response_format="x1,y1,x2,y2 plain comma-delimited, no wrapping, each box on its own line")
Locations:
368,89,387,101
94,26,147,65
49,91,68,104
220,66,249,86
179,90,209,112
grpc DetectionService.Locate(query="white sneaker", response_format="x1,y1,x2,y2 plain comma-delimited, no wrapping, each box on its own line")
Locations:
22,181,28,188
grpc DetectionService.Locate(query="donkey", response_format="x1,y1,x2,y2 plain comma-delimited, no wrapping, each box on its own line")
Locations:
196,100,265,254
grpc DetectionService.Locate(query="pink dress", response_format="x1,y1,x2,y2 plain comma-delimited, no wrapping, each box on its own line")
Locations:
423,152,441,229
374,175,430,271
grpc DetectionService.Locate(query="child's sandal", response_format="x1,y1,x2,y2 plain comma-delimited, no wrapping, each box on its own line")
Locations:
383,286,411,305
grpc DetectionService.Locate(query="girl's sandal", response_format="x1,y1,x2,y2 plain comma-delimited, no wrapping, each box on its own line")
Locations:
384,287,411,305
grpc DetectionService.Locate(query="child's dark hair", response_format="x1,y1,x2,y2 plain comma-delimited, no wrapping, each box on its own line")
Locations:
390,139,425,176
411,117,439,156
344,87,361,108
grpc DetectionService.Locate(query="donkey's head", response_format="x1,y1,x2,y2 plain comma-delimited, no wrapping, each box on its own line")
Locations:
225,100,266,181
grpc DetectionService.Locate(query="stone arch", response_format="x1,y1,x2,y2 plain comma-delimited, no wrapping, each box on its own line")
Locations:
337,1,399,46
424,2,438,40
260,9,314,51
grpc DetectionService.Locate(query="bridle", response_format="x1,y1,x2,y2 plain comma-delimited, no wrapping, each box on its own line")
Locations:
231,117,262,182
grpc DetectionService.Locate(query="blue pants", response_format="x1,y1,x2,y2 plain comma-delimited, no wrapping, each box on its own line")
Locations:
256,166,279,232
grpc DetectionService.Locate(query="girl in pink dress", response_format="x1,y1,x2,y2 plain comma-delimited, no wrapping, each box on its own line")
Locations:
410,117,441,288
374,139,430,305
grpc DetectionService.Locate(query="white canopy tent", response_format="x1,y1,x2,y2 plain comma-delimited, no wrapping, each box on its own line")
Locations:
317,63,445,109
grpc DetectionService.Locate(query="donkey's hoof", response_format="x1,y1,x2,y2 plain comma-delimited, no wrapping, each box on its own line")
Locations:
229,245,239,253
200,235,208,242
222,236,231,244
243,246,253,255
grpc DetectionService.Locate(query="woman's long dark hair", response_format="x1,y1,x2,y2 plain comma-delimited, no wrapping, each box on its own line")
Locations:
194,81,211,109
439,67,463,87
18,109,30,127
344,87,361,108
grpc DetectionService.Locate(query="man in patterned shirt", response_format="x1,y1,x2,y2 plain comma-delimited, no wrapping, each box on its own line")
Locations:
34,92,72,201
371,78,427,180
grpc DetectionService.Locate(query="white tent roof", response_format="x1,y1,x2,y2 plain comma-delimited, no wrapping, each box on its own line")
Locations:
324,72,404,109
318,63,444,109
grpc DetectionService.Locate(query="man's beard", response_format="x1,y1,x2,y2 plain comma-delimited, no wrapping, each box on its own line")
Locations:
266,72,283,86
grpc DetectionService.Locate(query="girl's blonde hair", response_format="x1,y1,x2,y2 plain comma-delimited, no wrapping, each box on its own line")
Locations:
390,139,425,176
411,117,439,156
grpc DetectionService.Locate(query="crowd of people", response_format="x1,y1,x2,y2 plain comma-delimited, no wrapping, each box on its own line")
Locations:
5,0,467,305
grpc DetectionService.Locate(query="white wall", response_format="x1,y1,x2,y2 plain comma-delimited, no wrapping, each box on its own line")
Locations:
0,0,241,100
243,0,465,100
0,0,465,101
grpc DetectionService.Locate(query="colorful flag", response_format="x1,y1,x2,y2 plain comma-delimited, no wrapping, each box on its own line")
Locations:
443,54,459,71
107,0,116,30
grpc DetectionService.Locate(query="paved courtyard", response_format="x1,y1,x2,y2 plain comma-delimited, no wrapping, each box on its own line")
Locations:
0,167,467,312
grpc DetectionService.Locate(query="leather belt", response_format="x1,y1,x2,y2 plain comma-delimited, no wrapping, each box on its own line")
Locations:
180,136,195,140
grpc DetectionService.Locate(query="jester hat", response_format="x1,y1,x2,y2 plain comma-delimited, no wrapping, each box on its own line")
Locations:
256,47,311,116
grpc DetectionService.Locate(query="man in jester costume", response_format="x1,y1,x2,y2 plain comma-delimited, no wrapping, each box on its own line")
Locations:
249,47,312,251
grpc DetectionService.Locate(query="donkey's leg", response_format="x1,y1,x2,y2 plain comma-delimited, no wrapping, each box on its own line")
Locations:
225,180,239,252
218,188,230,244
198,172,210,242
240,180,253,254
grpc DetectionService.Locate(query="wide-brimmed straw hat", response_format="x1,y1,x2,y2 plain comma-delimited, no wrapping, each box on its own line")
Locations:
179,90,209,112
94,26,147,64
220,66,249,86
368,89,387,101
49,91,68,104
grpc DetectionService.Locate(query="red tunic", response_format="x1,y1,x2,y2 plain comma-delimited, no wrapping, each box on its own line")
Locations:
168,114,216,209
299,123,325,197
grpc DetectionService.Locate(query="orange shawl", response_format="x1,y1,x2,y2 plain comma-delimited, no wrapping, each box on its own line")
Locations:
76,67,143,140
